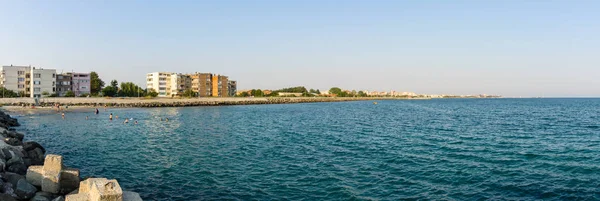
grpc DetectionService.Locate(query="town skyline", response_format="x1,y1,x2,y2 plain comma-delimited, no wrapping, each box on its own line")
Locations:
1,1,599,97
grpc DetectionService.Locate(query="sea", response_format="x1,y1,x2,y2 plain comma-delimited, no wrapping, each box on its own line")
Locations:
11,98,600,200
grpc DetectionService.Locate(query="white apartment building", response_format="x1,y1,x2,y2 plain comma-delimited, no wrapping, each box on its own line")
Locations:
147,72,172,97
0,65,56,97
30,68,56,98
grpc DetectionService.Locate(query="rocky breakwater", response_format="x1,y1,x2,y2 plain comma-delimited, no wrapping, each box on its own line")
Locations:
0,110,142,201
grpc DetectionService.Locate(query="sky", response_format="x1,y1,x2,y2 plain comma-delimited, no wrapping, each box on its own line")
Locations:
0,0,598,97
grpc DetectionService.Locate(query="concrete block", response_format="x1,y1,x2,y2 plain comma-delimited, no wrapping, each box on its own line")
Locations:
43,154,63,172
26,166,43,186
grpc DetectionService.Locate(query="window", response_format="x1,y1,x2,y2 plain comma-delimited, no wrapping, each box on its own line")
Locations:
58,88,62,92
34,74,41,78
53,87,55,92
52,74,55,78
58,76,63,79
34,88,40,92
34,81,40,85
82,86,87,89
18,78,25,82
18,71,24,75
52,81,55,86
18,85,24,89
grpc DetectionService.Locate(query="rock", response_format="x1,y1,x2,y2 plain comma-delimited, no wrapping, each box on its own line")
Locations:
23,142,46,153
3,137,22,146
30,193,51,201
15,179,36,200
7,162,27,175
0,158,5,171
27,155,80,194
2,172,25,186
52,196,65,201
1,149,13,160
27,148,45,166
6,155,23,167
123,191,143,201
0,193,16,201
2,182,16,198
6,132,24,142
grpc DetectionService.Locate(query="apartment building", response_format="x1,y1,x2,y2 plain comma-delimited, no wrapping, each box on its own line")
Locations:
228,80,237,97
147,72,236,97
0,65,56,97
146,72,171,97
56,73,72,96
0,65,30,96
70,73,90,96
29,67,57,98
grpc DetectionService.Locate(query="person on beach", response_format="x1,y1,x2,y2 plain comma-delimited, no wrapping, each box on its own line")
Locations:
109,113,113,120
95,108,99,115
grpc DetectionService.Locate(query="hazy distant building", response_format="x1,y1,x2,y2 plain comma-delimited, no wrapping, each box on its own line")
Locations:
147,72,235,97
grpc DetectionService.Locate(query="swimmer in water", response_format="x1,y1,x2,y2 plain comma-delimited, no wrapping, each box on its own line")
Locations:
160,118,163,121
116,115,119,119
86,116,89,120
124,118,129,124
109,113,113,120
166,118,169,122
61,113,65,119
95,108,99,115
135,120,138,124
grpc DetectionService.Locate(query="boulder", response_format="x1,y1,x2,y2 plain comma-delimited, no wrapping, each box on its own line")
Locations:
0,193,16,201
0,158,5,171
7,162,27,175
6,132,24,142
3,137,22,146
27,148,45,166
52,196,65,201
2,172,25,186
15,179,36,200
123,191,143,201
30,192,52,201
23,142,46,153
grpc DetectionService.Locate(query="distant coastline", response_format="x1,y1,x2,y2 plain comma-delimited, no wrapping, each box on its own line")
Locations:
0,97,507,109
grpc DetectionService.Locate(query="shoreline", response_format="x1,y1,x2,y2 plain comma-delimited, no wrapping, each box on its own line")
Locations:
0,97,430,108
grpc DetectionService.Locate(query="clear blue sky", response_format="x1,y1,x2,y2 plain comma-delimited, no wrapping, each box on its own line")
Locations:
1,0,598,97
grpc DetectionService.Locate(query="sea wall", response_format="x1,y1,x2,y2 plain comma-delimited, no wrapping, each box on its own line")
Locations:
0,97,416,108
0,110,142,201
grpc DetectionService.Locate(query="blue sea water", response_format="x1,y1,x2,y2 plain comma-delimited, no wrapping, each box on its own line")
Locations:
9,98,600,200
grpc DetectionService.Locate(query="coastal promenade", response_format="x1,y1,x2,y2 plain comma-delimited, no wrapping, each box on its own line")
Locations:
0,97,424,108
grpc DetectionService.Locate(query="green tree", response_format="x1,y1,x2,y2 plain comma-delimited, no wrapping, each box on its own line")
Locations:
117,82,145,97
358,91,367,97
182,89,196,98
146,89,158,97
315,89,321,94
64,91,75,97
18,91,26,97
237,91,250,97
309,89,316,93
110,80,119,88
101,86,118,97
90,71,105,95
42,91,50,96
329,87,342,95
0,87,18,98
250,89,264,97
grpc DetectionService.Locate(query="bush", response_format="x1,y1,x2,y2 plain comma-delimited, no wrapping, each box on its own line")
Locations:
64,91,75,97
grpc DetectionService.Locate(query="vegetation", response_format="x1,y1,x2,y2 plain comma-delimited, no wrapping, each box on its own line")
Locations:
64,91,75,97
329,87,342,95
42,91,50,96
0,87,18,98
146,89,159,97
274,86,307,93
101,86,118,97
118,82,145,97
49,93,58,97
79,93,90,97
250,89,264,97
182,89,196,98
90,71,105,96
